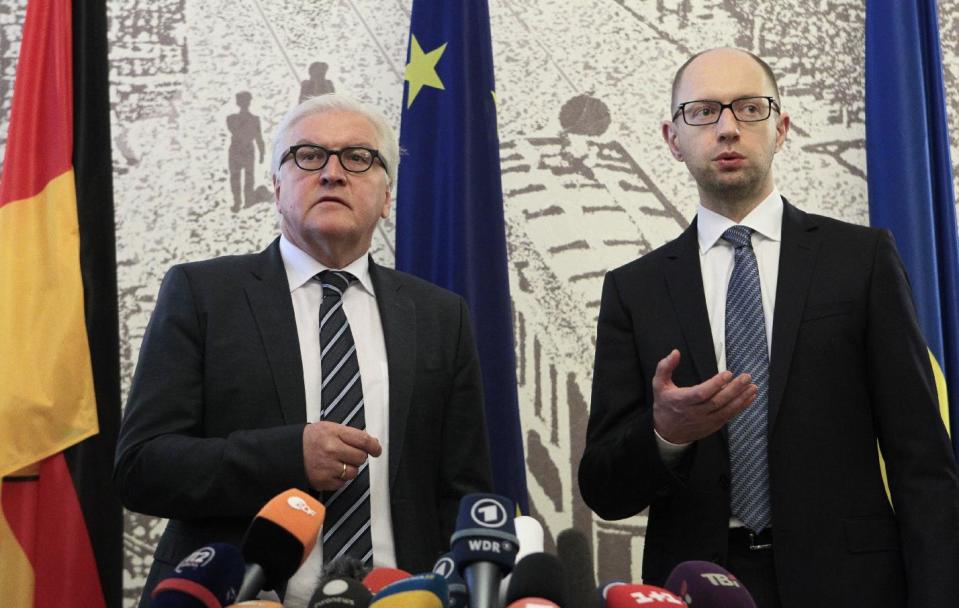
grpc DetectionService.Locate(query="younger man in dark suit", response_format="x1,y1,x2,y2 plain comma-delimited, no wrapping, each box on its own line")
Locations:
579,47,959,607
115,94,492,607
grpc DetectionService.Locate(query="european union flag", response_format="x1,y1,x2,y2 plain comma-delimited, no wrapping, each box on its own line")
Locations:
866,0,959,455
395,0,529,511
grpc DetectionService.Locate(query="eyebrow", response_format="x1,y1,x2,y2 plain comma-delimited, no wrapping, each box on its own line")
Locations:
290,138,377,148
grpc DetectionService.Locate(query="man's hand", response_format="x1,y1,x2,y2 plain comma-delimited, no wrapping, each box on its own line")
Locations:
303,421,382,491
652,349,757,444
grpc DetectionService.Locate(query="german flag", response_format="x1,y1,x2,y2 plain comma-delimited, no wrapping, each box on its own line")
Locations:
0,0,121,605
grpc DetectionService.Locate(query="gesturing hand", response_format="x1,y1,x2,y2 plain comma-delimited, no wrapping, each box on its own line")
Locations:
302,421,382,491
652,349,757,444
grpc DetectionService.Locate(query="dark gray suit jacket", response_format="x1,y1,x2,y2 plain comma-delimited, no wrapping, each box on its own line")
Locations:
114,238,492,602
579,200,959,607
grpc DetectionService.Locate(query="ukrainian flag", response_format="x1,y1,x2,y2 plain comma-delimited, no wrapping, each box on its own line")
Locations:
865,0,959,454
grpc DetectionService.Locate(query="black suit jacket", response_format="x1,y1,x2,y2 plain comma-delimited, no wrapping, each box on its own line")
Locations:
114,239,492,600
579,201,959,607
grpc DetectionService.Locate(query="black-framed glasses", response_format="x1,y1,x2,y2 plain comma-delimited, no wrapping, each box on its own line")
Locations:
280,144,388,174
672,96,781,126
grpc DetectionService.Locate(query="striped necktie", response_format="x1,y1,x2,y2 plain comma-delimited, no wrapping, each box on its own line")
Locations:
722,226,772,533
316,270,373,564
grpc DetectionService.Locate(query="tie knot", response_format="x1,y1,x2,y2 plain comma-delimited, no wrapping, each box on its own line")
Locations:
722,225,754,249
316,270,356,297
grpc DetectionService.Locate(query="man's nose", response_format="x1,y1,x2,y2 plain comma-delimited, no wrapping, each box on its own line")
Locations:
715,107,741,141
319,154,347,185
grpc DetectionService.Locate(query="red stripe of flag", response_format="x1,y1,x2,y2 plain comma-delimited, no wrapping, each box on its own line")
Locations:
0,0,72,207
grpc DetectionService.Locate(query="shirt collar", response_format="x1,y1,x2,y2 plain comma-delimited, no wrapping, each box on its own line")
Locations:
279,235,375,296
697,189,784,254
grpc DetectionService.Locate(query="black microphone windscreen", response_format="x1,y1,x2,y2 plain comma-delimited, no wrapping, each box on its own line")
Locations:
308,576,372,608
150,543,245,607
322,556,372,585
504,552,568,607
556,527,599,608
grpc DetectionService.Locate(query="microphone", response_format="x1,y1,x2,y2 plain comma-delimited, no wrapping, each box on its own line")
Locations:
307,576,373,607
598,580,626,606
556,528,598,608
504,553,568,607
322,556,373,585
450,493,519,608
514,516,544,562
236,489,326,601
433,552,469,608
664,561,757,607
150,543,245,608
369,573,449,607
506,600,560,608
362,567,411,594
605,584,687,607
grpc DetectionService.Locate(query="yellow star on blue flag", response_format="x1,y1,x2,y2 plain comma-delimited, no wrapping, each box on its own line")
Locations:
404,35,446,108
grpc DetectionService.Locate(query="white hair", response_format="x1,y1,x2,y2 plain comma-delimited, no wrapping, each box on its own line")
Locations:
270,93,399,185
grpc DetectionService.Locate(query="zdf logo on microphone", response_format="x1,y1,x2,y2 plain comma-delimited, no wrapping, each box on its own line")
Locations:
287,495,317,516
470,498,508,527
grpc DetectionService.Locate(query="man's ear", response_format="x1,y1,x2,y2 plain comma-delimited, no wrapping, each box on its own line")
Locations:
380,186,392,220
774,111,790,152
662,120,684,161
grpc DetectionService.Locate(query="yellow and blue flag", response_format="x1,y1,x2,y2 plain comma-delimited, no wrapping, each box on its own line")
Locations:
865,0,959,456
395,0,529,511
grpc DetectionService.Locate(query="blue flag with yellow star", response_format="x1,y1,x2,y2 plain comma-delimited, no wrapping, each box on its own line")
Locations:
395,0,529,512
866,0,959,455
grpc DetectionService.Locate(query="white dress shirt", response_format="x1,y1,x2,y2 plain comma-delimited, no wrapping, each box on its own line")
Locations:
280,236,396,607
655,191,783,464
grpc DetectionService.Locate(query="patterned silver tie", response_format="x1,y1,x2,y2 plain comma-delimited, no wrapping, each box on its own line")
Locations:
316,270,373,564
723,226,772,532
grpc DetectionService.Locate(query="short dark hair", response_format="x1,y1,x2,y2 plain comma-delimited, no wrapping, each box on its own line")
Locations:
670,48,781,113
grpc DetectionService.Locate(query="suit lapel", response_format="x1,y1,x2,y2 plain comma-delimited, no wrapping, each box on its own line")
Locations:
369,261,416,488
664,218,719,383
768,200,820,436
244,238,307,424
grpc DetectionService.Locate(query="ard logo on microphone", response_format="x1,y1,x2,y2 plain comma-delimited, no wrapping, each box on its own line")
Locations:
470,498,508,528
433,556,456,578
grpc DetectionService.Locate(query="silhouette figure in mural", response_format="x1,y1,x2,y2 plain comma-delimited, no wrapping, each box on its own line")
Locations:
226,90,265,212
299,62,335,103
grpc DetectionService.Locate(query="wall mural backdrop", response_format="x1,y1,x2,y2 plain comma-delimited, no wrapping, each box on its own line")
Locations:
3,0,959,603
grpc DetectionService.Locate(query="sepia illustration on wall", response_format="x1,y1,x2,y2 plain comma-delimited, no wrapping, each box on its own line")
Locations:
3,0,959,603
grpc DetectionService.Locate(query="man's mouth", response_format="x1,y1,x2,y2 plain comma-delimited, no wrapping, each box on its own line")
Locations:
713,151,746,168
316,196,348,207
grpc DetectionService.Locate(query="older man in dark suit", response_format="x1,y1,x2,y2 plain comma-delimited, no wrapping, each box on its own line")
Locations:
115,94,492,607
579,48,959,607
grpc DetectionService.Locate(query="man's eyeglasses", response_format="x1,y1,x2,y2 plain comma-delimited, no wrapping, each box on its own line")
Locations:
672,96,781,126
280,144,388,174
